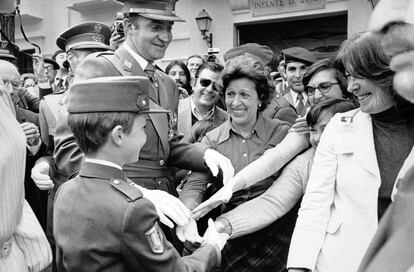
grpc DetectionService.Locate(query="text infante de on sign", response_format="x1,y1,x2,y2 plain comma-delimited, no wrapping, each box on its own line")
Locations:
250,0,326,16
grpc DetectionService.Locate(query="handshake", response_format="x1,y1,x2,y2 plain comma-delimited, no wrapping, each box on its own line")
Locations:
31,161,231,252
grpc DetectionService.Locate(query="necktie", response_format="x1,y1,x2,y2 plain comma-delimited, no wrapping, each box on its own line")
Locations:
144,63,159,102
296,92,305,116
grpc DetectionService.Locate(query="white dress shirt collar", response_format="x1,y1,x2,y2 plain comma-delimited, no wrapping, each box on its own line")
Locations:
84,158,123,170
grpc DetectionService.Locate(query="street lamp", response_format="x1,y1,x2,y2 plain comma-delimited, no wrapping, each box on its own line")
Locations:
195,9,213,48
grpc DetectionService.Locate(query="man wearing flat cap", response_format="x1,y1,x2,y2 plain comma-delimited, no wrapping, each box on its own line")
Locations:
223,43,297,125
280,47,316,117
51,0,234,250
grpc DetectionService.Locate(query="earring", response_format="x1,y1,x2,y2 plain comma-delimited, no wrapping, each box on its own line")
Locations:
258,103,262,108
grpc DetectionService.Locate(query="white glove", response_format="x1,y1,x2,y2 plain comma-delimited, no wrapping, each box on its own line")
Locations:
31,161,54,190
203,218,229,251
132,184,191,228
192,180,235,221
176,218,203,244
203,148,234,185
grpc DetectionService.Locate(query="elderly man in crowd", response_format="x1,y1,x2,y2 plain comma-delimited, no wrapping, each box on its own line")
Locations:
278,47,316,117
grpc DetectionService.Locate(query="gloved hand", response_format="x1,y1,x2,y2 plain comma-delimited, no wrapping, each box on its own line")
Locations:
132,184,191,228
192,180,235,221
203,218,229,251
176,218,203,244
31,161,54,190
203,148,234,185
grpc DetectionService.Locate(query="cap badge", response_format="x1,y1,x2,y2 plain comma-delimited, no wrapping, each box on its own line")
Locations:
94,23,102,34
0,41,8,49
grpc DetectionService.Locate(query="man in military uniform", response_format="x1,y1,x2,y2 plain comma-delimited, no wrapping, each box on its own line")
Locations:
223,42,298,125
278,47,316,117
54,76,228,271
51,0,233,232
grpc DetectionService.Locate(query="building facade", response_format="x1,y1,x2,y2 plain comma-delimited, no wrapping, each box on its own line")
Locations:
10,0,376,71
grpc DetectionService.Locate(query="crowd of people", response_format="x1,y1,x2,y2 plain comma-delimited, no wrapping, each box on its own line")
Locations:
1,0,414,271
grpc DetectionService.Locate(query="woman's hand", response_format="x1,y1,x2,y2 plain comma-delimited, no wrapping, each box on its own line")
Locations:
192,180,235,220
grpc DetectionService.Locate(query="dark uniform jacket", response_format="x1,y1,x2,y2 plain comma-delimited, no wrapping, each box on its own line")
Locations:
262,94,297,125
53,46,208,194
54,162,220,272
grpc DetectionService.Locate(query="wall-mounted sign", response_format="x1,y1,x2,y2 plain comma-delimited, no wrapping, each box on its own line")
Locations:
249,0,326,16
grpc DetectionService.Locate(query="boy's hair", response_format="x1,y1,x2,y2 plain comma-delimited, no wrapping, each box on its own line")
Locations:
306,98,359,128
67,111,137,155
189,119,216,143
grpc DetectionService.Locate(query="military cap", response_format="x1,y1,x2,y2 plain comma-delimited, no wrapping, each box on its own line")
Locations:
44,58,60,70
281,47,316,66
224,43,276,66
67,76,170,114
119,0,185,22
0,41,16,61
56,21,112,52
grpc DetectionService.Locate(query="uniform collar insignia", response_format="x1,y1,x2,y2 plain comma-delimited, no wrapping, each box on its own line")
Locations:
124,60,132,69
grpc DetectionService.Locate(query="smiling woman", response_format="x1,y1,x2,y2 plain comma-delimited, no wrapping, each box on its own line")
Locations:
287,32,414,272
180,53,293,271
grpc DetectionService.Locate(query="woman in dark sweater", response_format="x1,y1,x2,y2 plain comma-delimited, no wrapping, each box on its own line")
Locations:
287,32,414,272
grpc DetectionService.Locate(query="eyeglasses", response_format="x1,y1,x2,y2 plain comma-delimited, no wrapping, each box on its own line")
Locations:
305,82,340,96
198,78,221,91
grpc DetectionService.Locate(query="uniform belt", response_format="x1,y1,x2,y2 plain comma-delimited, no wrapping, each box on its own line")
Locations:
123,160,172,178
0,237,12,258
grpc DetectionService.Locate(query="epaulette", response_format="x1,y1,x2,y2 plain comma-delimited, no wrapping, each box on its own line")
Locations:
110,179,143,202
93,50,115,58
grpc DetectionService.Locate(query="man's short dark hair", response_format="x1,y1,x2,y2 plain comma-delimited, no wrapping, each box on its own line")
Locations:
67,111,137,155
195,62,224,79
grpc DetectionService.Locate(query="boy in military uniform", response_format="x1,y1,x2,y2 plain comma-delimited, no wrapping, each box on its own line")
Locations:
53,76,228,272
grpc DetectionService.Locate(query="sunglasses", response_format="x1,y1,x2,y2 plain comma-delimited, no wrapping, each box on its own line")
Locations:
199,78,221,91
305,82,340,96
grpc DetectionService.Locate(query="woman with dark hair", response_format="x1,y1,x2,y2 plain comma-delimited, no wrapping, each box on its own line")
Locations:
303,57,357,105
180,53,292,271
165,60,192,98
287,32,414,272
212,98,357,264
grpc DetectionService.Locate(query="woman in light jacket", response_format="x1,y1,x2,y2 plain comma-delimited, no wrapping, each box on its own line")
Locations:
287,32,414,272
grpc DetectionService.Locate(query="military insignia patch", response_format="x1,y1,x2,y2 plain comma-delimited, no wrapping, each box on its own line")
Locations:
145,222,165,254
0,41,8,49
168,111,178,141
